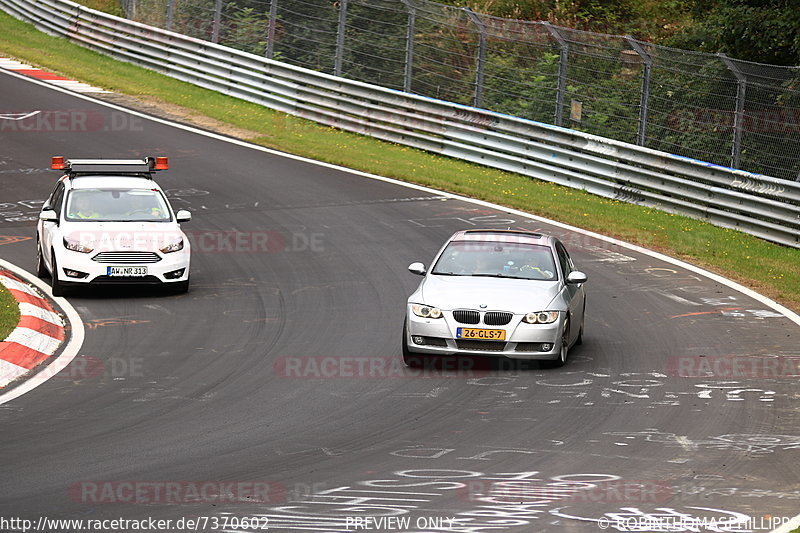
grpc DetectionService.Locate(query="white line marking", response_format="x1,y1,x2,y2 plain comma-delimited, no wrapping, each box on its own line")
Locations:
0,111,41,121
656,291,701,306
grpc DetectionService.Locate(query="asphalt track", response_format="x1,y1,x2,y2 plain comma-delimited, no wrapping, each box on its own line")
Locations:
1,68,799,533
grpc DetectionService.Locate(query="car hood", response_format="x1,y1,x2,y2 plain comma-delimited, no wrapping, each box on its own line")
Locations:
61,221,184,252
417,274,562,312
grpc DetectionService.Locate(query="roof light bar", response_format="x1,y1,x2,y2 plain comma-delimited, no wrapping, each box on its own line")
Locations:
51,156,170,175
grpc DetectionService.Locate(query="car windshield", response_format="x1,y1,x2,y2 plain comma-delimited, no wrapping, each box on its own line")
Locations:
431,240,558,280
65,188,171,222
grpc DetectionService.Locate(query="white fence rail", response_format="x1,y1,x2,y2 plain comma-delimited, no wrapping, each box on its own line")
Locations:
2,0,799,247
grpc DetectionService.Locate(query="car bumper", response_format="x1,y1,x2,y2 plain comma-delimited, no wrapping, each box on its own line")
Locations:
54,249,190,285
405,309,565,360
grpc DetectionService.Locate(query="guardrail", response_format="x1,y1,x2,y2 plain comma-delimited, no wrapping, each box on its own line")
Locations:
2,0,799,247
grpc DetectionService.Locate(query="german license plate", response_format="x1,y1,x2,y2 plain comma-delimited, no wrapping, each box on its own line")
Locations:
456,328,506,340
107,266,148,277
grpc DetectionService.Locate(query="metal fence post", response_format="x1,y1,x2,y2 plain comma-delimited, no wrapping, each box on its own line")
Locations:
625,36,652,146
464,8,486,108
165,0,174,30
211,0,222,43
401,0,416,93
543,22,568,127
334,0,348,76
266,0,278,58
719,53,747,169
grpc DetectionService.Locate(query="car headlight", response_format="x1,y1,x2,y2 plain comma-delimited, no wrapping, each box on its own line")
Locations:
63,237,93,254
160,239,184,254
523,311,560,324
411,303,443,319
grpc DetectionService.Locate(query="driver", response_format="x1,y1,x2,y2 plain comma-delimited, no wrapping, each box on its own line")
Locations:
70,195,100,219
519,254,554,279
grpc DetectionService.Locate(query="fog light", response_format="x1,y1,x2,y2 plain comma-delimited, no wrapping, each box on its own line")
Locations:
164,268,185,280
412,336,424,345
64,268,88,279
542,343,553,351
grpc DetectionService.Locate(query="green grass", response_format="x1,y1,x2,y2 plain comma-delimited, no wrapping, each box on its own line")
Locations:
0,284,20,341
1,10,799,311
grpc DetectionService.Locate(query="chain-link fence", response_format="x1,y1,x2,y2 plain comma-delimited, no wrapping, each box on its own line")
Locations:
120,0,800,181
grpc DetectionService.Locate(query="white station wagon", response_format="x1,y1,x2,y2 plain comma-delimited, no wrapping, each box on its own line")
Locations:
36,156,192,295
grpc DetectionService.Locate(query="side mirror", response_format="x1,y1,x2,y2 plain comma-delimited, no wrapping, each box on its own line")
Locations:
566,271,588,284
408,262,426,276
176,210,192,223
39,209,58,222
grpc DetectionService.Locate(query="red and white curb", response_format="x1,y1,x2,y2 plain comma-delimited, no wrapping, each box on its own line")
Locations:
0,58,110,93
0,270,65,388
0,258,84,405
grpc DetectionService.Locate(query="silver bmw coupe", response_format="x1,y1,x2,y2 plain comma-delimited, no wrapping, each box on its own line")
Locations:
404,229,587,367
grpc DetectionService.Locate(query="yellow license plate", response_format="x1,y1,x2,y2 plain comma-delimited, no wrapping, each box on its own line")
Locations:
456,328,506,340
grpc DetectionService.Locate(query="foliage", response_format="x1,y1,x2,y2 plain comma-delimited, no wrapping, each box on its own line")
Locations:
667,0,800,66
0,285,19,342
221,6,270,55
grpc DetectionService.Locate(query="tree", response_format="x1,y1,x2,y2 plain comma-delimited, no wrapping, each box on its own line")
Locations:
672,0,800,65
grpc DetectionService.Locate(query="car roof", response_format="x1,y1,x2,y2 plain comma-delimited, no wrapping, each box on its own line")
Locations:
450,229,553,246
65,175,164,190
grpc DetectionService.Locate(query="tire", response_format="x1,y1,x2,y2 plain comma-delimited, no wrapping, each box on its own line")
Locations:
35,242,48,279
544,317,569,368
575,297,586,346
402,320,421,367
50,252,65,297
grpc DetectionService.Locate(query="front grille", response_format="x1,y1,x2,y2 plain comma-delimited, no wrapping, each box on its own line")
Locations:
92,252,161,264
484,311,513,326
453,310,480,324
456,340,506,352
